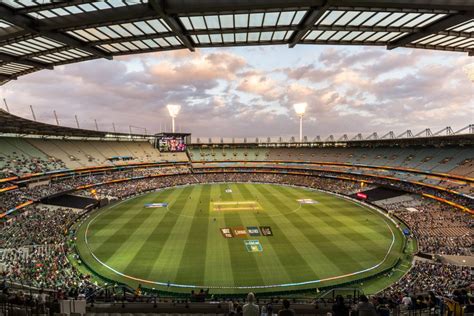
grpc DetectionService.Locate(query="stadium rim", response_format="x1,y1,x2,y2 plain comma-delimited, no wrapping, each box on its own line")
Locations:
79,182,401,290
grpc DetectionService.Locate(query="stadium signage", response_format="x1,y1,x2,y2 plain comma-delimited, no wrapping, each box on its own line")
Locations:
356,192,368,199
247,226,261,236
260,226,273,236
219,226,273,238
233,226,248,237
245,240,263,252
220,228,233,238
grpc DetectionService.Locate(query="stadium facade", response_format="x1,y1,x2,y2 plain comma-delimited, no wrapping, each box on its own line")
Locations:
0,0,473,314
0,109,472,301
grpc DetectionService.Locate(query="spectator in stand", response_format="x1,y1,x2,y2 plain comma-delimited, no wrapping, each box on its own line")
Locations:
379,261,470,298
332,295,349,316
1,154,66,178
243,292,259,316
0,288,8,303
401,292,412,309
1,169,472,305
0,166,191,211
278,299,295,316
355,295,377,316
464,296,474,314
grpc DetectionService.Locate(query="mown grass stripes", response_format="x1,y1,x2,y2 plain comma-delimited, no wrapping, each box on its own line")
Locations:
237,183,321,282
274,185,390,262
76,183,403,294
219,184,266,287
174,185,212,285
120,186,195,279
88,189,176,262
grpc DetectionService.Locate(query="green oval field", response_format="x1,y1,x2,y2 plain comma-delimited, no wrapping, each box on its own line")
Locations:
75,183,404,294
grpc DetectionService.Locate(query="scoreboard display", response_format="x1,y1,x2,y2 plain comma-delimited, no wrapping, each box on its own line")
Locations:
157,135,187,152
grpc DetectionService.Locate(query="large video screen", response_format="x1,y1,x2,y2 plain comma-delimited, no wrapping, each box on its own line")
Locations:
158,136,187,152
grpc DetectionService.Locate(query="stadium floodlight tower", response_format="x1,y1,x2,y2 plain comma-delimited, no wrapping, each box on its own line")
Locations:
166,104,181,133
293,102,307,142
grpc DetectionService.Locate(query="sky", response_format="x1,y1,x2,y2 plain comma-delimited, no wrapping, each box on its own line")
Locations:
1,44,473,140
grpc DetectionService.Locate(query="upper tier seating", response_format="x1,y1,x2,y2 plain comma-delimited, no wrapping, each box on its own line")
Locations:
27,139,188,169
188,147,269,161
0,137,66,176
0,137,189,176
190,146,474,177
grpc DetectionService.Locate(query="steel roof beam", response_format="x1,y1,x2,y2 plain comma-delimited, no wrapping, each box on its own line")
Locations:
0,29,30,43
163,0,323,14
0,52,53,70
0,74,17,81
289,2,330,48
4,1,472,43
402,43,473,53
387,11,474,49
160,0,474,14
86,25,299,46
38,5,157,32
329,0,474,11
0,4,112,60
10,46,75,60
312,25,473,37
84,24,473,48
196,41,288,48
149,0,195,52
17,0,97,14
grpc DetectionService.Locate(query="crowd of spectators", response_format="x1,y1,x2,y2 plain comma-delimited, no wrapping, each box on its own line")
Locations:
0,205,97,297
0,166,190,211
80,174,198,200
0,169,472,313
0,206,78,248
193,172,366,196
0,172,368,295
383,199,472,256
80,172,366,201
0,189,30,212
0,154,66,178
379,261,471,298
1,243,93,290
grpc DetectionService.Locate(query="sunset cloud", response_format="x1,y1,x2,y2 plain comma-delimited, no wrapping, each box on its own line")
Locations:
1,45,472,139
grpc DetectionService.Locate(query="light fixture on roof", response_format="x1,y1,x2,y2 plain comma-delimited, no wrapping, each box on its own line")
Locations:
293,102,307,142
463,63,474,82
167,104,181,133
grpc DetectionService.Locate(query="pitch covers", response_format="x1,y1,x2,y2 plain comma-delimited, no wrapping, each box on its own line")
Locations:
297,199,318,204
144,203,168,208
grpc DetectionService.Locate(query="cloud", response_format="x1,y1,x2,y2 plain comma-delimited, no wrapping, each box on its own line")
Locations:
236,70,283,101
1,45,472,138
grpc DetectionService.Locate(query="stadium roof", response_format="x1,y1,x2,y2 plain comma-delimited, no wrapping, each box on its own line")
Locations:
0,0,472,85
0,109,151,138
1,108,472,146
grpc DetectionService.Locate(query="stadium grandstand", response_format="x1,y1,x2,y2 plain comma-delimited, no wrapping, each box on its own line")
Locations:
0,1,473,316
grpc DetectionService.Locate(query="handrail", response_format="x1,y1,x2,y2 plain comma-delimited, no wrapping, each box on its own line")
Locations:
191,160,474,183
2,164,471,219
0,161,190,183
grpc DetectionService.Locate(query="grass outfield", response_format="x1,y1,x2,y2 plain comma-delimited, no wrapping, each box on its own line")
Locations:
74,183,405,294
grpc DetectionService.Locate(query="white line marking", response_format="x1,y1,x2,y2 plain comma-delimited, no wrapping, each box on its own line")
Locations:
80,183,400,290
